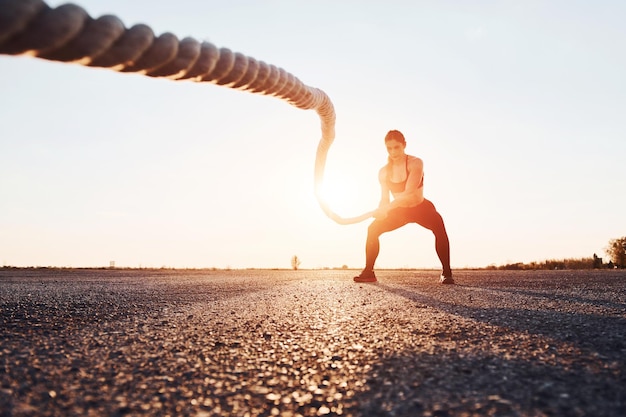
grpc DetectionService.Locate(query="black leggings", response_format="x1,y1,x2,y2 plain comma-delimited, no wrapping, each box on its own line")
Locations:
365,199,451,274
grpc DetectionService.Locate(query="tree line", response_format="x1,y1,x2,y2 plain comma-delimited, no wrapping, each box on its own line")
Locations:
486,236,626,271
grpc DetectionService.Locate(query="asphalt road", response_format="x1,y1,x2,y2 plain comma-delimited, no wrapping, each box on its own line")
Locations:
1,268,625,416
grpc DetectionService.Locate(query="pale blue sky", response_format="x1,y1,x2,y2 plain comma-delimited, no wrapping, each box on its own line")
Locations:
1,1,624,269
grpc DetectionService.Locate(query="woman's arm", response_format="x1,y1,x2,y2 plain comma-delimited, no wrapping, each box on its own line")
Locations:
378,167,391,207
374,167,392,219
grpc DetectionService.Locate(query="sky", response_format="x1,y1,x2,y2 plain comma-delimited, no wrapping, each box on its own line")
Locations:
1,0,625,270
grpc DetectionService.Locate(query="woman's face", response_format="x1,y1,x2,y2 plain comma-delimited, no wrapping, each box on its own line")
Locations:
385,139,406,161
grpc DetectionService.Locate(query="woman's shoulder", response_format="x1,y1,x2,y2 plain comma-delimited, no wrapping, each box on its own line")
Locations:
407,155,423,168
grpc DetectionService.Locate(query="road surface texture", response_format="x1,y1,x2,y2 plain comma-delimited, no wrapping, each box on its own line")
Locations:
1,268,625,416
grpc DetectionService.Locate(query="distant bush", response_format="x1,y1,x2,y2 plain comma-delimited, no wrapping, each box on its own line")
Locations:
486,257,596,270
291,255,301,271
605,237,626,267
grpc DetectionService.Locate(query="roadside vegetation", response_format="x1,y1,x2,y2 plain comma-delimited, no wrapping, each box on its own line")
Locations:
487,236,626,270
3,237,624,272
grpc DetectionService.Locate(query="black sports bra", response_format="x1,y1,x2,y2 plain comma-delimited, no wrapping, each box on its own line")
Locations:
386,156,424,193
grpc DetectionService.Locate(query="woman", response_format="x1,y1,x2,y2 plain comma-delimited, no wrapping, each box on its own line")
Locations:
353,130,453,284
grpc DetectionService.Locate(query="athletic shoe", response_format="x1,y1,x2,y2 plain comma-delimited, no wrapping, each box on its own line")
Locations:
354,270,377,283
439,274,455,285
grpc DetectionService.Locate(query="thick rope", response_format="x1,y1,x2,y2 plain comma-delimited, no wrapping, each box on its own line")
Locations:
0,0,373,225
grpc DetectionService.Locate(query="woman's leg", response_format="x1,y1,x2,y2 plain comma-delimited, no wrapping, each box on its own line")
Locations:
364,208,413,272
433,221,452,277
410,200,452,277
364,228,380,272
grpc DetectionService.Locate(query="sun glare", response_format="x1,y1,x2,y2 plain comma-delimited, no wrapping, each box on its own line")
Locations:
319,180,352,216
319,174,375,219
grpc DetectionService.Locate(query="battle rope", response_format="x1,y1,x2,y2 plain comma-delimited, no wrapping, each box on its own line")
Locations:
0,0,374,225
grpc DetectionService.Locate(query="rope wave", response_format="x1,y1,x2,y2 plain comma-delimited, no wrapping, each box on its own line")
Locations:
0,0,373,225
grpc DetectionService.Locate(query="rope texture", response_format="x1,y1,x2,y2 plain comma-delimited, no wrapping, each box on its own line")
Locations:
0,0,372,225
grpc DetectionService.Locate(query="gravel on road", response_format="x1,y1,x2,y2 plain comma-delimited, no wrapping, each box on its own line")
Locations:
1,268,625,416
